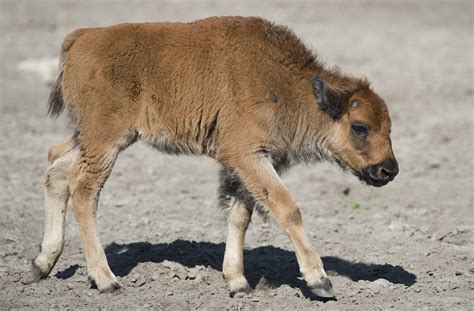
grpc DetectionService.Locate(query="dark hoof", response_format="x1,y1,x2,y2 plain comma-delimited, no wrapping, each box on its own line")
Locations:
31,260,48,282
230,284,252,298
98,281,121,294
310,277,336,299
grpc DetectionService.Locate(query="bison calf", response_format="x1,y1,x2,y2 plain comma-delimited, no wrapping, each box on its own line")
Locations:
32,16,398,298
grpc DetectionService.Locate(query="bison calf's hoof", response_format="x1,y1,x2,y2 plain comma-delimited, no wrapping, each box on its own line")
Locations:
228,277,253,298
98,281,121,294
230,284,252,298
31,259,50,282
90,277,122,294
89,272,121,294
230,285,252,298
310,277,336,299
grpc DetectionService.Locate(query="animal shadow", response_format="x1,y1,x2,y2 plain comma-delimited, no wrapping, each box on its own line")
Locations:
57,240,417,299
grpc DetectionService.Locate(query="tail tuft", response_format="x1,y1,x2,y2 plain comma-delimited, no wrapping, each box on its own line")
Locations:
47,70,64,117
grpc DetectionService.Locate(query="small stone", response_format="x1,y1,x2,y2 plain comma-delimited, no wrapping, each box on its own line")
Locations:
161,260,177,270
149,272,160,281
187,271,196,280
368,278,391,293
346,289,359,297
194,275,203,283
166,290,173,296
175,270,187,280
373,279,390,286
20,276,30,285
410,285,422,293
10,274,21,283
135,276,146,287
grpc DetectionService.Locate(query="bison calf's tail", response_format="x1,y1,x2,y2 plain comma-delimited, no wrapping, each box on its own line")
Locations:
47,69,65,117
47,28,88,118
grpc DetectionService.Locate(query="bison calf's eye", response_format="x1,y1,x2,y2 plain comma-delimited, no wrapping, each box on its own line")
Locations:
351,123,368,137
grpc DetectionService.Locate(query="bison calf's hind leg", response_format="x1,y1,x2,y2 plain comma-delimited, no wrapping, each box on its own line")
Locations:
222,199,253,297
68,143,123,293
219,168,254,297
32,138,78,281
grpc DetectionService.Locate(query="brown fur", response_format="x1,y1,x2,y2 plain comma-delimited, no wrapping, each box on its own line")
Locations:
34,16,397,297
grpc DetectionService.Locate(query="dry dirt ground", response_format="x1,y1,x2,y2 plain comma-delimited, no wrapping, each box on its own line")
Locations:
0,0,473,310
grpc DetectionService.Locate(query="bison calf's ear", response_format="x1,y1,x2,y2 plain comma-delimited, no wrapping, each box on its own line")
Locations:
312,76,344,119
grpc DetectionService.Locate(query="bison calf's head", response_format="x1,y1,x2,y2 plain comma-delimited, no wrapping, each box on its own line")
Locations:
312,77,398,187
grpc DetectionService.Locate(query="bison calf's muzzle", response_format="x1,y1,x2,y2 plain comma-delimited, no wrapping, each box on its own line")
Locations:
362,158,399,187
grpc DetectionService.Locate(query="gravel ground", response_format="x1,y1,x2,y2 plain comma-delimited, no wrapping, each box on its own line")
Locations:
0,0,473,310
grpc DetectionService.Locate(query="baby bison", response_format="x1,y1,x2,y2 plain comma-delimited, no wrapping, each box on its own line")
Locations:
32,16,398,298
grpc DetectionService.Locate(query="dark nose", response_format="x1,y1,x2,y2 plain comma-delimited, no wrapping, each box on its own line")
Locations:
373,158,399,181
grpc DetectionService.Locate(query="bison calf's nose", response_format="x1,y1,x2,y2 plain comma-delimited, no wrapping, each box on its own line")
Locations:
362,158,398,186
375,158,399,181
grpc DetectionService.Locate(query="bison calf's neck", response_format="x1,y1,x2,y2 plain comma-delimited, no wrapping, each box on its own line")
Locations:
32,16,397,298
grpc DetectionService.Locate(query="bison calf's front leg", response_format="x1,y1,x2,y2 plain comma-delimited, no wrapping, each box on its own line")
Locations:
231,156,336,298
68,147,121,293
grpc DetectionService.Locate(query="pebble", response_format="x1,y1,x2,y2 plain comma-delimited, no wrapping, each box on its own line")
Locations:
187,271,196,280
134,276,146,287
194,275,204,283
367,278,391,293
161,260,178,270
162,261,187,280
410,285,422,293
346,289,359,297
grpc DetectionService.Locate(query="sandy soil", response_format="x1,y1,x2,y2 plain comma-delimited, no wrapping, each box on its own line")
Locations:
1,0,473,309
